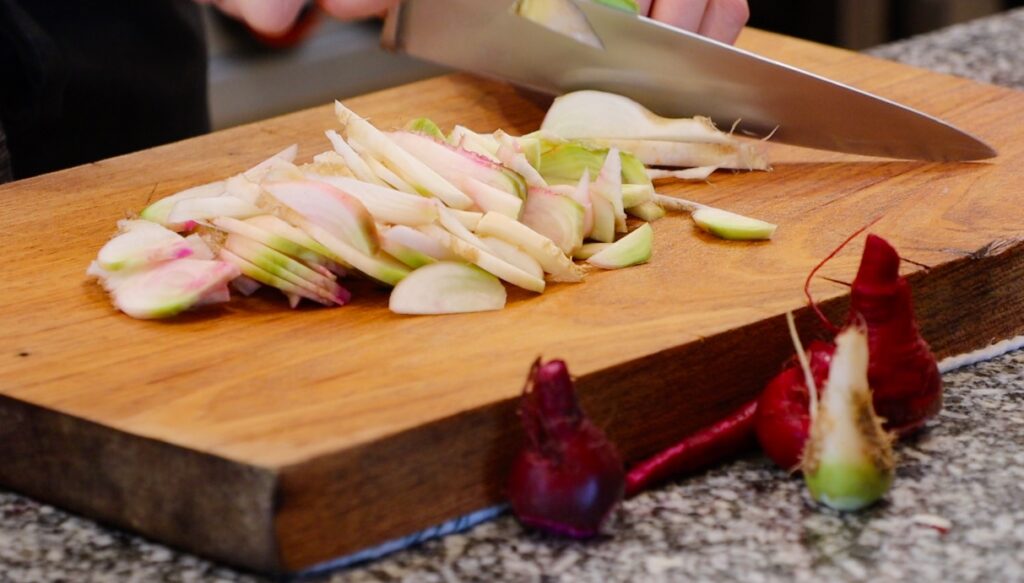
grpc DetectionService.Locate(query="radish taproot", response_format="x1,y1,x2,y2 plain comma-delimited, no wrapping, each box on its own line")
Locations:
802,322,895,511
508,358,625,538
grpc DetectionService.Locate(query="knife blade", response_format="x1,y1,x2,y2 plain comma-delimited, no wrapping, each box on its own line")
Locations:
381,0,996,161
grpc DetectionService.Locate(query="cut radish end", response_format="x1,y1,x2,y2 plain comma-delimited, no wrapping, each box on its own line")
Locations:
231,275,263,296
541,91,734,144
626,201,666,222
521,187,585,255
404,117,446,142
574,242,612,260
96,220,193,272
111,259,240,319
261,180,379,255
389,262,506,315
803,324,894,511
335,101,474,209
515,0,604,49
587,223,653,269
480,236,545,281
692,207,777,241
476,212,585,282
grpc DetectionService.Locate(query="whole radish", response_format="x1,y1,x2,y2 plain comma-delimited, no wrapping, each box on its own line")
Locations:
508,359,625,538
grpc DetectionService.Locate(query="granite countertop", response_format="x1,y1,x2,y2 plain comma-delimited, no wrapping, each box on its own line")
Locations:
4,8,1024,583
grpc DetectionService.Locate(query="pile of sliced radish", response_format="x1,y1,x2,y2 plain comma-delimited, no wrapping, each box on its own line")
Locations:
88,91,773,319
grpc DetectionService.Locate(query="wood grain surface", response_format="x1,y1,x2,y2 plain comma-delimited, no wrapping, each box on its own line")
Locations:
1,29,1023,573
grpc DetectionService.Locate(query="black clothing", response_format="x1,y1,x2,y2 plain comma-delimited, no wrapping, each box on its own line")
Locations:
0,0,210,180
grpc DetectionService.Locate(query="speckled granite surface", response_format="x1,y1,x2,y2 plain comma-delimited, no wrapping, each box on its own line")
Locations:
4,9,1024,583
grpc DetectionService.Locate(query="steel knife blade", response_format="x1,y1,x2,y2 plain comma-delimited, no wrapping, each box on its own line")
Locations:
382,0,996,161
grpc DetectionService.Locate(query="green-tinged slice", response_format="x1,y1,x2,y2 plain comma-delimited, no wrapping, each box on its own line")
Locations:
573,242,611,260
405,117,446,142
109,259,240,319
520,187,585,255
536,140,650,188
382,225,458,263
96,220,194,272
166,196,263,227
586,223,653,269
594,0,639,11
626,201,666,222
219,248,332,307
692,207,777,241
335,101,474,209
803,324,895,511
140,181,226,228
212,217,335,270
325,129,386,186
476,212,585,282
380,228,438,269
223,234,348,305
389,262,506,315
594,147,627,233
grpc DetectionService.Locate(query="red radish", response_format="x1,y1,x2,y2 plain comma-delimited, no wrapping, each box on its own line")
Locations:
848,234,942,434
508,359,625,538
755,341,834,470
625,399,758,496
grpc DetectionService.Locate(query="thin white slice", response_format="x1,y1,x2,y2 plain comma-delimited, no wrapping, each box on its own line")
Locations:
242,144,299,182
480,236,545,281
335,101,473,209
574,242,611,260
166,196,263,226
382,225,458,262
302,173,439,226
219,248,331,307
587,223,653,269
389,262,506,315
626,200,667,222
593,138,769,170
448,125,501,161
325,129,386,186
594,147,627,232
212,217,335,270
475,212,585,282
520,187,585,255
139,180,226,227
261,181,379,256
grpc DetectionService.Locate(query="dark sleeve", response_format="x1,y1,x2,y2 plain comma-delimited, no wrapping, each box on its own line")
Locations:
0,0,210,180
0,121,11,184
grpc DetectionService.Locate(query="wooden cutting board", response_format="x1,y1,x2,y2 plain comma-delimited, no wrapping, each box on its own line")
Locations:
2,28,1023,574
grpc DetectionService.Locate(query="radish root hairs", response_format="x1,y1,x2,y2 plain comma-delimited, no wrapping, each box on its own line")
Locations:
786,311,818,421
803,218,883,335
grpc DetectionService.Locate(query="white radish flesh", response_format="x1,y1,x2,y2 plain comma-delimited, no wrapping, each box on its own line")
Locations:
302,173,439,226
520,187,585,255
541,91,732,144
335,101,473,209
594,138,769,170
587,223,653,269
387,131,526,199
325,129,386,186
480,236,545,281
139,180,226,228
261,181,379,256
475,212,585,282
692,207,777,241
418,224,545,293
389,262,506,315
595,147,627,233
166,196,263,226
96,221,193,271
219,248,332,307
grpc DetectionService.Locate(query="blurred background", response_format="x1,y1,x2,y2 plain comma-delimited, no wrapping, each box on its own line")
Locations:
206,0,1024,129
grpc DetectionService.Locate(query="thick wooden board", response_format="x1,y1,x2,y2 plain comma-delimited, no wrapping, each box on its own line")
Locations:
2,29,1024,573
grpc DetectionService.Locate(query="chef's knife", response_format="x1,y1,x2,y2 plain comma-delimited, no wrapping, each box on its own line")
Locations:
381,0,996,161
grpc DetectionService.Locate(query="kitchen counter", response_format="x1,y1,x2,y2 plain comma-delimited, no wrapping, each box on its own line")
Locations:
3,8,1024,583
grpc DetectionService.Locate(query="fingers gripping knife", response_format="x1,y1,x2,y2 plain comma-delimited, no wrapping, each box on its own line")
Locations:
382,0,995,161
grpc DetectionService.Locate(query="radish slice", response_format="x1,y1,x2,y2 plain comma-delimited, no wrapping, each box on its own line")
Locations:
261,180,379,256
110,259,240,319
389,262,506,315
96,220,193,271
460,177,523,218
521,187,585,255
301,173,439,227
476,212,585,282
166,196,263,226
405,117,446,141
242,144,299,182
594,147,627,233
387,131,526,200
212,217,336,271
243,215,338,265
480,236,545,281
139,180,226,228
223,234,348,304
541,91,733,144
495,131,548,188
382,225,458,262
626,201,666,222
325,130,386,186
219,248,333,307
335,101,473,209
448,125,501,162
574,242,611,260
419,224,545,293
594,138,769,170
647,166,718,181
355,145,419,194
587,223,653,269
286,216,410,287
692,207,777,241
231,275,262,296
